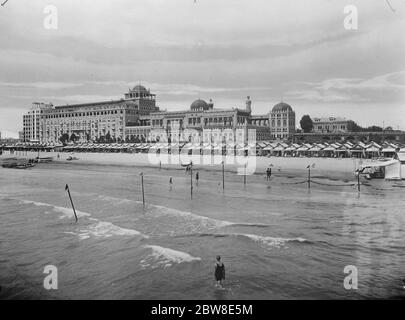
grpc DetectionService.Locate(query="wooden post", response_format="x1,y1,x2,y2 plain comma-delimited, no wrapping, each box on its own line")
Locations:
141,172,145,206
65,184,78,223
190,163,193,199
357,171,360,192
222,161,225,190
308,166,311,189
244,163,246,187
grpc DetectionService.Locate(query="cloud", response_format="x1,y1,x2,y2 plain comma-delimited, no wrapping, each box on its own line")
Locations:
286,71,405,103
0,82,82,90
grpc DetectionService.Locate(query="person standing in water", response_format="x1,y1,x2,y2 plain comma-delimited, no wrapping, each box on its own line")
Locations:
214,255,225,287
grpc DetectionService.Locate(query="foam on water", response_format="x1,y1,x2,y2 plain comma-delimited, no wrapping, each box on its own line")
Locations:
196,232,308,249
77,221,148,240
237,233,307,249
88,193,269,230
140,245,201,269
17,199,147,240
19,199,90,219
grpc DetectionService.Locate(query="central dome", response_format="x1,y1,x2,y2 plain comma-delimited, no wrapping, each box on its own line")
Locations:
190,99,208,111
272,102,292,112
132,85,148,92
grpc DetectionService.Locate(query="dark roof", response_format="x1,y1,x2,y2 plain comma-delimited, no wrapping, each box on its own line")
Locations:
272,102,292,112
190,99,208,110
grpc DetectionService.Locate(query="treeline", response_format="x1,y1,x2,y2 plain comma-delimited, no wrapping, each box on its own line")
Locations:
59,132,146,145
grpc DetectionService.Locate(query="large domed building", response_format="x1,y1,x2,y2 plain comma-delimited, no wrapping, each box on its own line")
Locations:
190,99,213,111
269,101,296,140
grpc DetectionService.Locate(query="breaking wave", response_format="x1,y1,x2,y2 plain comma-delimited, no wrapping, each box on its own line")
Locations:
20,199,90,219
89,193,269,230
18,199,147,240
140,245,201,269
196,232,308,249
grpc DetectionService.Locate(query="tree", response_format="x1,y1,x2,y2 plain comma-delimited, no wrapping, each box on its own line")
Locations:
300,115,313,133
365,126,382,132
59,133,70,145
105,132,112,143
70,133,77,142
347,120,362,132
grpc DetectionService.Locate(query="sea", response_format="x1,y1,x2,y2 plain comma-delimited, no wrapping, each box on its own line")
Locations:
0,162,404,299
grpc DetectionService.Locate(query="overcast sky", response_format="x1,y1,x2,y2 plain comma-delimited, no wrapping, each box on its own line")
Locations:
0,0,404,137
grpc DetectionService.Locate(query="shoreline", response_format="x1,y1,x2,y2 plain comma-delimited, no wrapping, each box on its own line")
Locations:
0,150,373,179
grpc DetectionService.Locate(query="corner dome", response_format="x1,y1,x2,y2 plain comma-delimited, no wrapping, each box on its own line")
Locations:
190,99,208,111
272,102,292,112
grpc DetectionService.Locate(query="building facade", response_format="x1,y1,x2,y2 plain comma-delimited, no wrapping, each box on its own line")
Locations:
22,86,159,143
126,96,272,143
22,85,294,144
23,102,53,142
269,102,296,140
313,117,349,133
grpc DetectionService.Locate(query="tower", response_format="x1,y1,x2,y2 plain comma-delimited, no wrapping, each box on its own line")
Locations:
246,96,252,113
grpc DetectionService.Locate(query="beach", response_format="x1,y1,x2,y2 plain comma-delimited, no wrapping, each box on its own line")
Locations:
1,150,375,179
0,154,404,299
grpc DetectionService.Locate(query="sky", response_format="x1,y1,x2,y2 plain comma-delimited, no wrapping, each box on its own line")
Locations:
0,0,405,138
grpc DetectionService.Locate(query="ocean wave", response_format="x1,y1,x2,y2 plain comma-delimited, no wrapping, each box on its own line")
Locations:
19,199,90,219
77,221,148,240
195,232,308,249
238,233,307,248
18,199,147,240
89,193,269,230
150,204,269,230
140,245,201,269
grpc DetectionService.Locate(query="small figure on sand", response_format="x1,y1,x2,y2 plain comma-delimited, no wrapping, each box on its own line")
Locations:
195,171,199,184
266,167,272,180
214,255,225,287
169,176,173,184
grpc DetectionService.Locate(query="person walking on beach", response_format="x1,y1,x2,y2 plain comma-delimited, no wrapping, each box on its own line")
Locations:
266,167,272,180
195,171,199,184
214,255,225,287
169,176,173,184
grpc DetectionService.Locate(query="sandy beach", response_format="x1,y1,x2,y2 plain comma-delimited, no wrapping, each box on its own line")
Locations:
1,150,376,180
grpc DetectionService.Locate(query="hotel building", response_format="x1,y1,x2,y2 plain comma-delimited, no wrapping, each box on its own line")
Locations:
22,86,159,143
22,85,296,144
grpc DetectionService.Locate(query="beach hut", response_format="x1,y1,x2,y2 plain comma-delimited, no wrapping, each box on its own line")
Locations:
322,144,337,158
350,142,366,158
272,144,285,157
381,143,398,158
283,143,298,157
308,144,323,157
364,141,381,159
296,144,311,157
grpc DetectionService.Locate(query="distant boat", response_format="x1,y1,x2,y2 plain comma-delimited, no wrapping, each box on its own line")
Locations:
1,158,35,169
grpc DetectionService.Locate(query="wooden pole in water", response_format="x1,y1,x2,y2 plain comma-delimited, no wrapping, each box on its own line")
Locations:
357,171,361,192
141,172,145,206
308,166,311,189
222,161,225,190
190,163,193,199
65,184,78,223
244,163,246,187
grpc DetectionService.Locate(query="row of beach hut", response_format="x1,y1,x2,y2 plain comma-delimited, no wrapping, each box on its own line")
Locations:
1,141,403,159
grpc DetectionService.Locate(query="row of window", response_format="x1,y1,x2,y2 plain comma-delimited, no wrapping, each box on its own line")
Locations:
44,110,124,119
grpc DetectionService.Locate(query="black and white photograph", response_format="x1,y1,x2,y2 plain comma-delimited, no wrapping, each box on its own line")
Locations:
0,0,404,306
